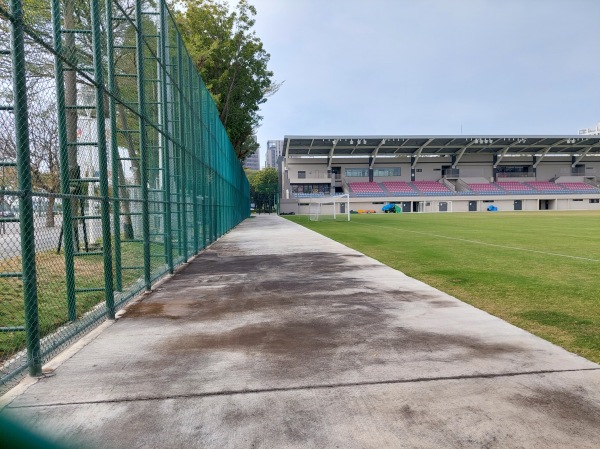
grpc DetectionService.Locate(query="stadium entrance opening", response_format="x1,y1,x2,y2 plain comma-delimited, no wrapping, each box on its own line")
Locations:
514,200,522,211
439,202,448,212
539,199,555,210
468,201,477,212
400,201,420,212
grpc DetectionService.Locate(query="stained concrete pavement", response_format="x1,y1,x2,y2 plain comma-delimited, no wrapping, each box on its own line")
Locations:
2,215,600,448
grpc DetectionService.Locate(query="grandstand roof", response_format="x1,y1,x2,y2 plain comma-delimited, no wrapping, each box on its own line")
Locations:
283,135,600,159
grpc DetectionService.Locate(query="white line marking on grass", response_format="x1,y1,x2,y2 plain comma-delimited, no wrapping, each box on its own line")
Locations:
350,220,600,263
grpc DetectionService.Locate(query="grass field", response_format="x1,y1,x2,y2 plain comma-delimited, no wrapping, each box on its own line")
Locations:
0,240,167,362
286,210,600,363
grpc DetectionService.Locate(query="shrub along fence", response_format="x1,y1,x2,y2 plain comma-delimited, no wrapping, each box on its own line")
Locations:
0,0,250,392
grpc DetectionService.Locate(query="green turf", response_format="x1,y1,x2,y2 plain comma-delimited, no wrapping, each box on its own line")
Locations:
286,211,600,363
0,240,167,362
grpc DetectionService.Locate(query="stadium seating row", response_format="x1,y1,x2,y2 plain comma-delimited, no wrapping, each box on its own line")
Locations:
346,180,600,197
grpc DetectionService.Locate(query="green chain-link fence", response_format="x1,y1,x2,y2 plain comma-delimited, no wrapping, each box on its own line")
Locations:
0,0,250,393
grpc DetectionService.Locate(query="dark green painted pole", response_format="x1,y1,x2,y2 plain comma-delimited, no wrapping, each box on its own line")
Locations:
199,79,207,249
209,113,216,243
11,0,41,376
90,0,115,318
105,0,122,292
135,0,151,290
188,60,199,253
176,37,188,260
159,1,173,273
50,0,76,322
171,54,183,258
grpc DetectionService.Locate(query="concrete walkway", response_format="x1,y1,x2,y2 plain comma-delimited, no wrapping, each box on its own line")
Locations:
2,215,600,448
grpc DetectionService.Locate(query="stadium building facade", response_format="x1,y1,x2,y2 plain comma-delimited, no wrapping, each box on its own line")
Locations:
279,135,600,214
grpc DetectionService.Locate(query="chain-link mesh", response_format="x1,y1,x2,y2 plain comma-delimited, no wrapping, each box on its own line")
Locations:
0,0,250,393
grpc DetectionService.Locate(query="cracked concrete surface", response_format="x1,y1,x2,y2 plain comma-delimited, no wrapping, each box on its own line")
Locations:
2,215,600,448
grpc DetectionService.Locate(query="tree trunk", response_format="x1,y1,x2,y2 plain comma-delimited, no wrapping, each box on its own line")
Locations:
116,100,141,239
117,157,134,239
45,196,56,227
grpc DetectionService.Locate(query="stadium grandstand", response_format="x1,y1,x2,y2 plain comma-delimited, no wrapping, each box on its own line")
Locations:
278,135,600,214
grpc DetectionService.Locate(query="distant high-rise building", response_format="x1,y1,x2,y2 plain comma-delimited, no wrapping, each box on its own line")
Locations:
579,122,600,136
266,140,284,168
243,151,260,171
242,135,260,170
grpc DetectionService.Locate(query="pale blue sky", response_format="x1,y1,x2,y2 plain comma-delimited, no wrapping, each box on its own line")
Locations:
248,0,600,165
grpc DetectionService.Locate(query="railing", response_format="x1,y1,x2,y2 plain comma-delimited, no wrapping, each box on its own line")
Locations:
443,168,460,178
496,172,534,179
0,0,250,393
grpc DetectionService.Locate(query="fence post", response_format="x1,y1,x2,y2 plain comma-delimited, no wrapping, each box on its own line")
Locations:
176,37,188,260
50,0,77,322
11,0,42,376
135,0,151,290
159,1,173,273
198,78,207,249
188,60,199,253
90,0,115,318
105,0,122,292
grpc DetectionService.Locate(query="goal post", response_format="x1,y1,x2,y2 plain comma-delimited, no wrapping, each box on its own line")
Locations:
308,194,350,221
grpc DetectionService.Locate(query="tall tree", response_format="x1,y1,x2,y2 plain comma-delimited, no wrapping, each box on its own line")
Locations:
173,0,280,160
247,166,278,212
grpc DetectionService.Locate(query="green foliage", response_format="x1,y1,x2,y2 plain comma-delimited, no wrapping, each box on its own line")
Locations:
286,211,600,362
173,0,280,159
247,166,278,212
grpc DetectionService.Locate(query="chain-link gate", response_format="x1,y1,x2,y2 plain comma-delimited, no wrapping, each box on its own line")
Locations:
0,0,251,393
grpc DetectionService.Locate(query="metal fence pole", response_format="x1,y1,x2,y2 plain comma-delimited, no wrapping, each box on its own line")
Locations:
200,85,209,248
90,0,115,318
50,0,77,322
159,1,173,273
188,60,199,253
10,0,41,376
176,37,188,260
105,0,122,292
135,0,151,290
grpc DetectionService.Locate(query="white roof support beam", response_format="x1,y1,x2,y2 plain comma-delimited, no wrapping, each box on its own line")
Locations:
284,138,291,170
393,139,408,154
493,140,521,168
307,139,314,155
533,139,567,168
327,139,338,168
452,140,476,168
370,139,386,168
411,139,433,168
572,145,594,167
533,147,552,168
438,138,457,155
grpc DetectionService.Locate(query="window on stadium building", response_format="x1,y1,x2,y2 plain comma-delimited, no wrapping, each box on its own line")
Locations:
291,184,331,194
298,171,306,179
345,168,369,177
374,167,401,177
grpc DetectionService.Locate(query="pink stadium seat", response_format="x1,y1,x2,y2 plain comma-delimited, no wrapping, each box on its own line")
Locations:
382,181,416,194
525,182,567,192
348,182,385,196
497,182,533,192
467,183,504,194
412,181,452,195
557,182,600,192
